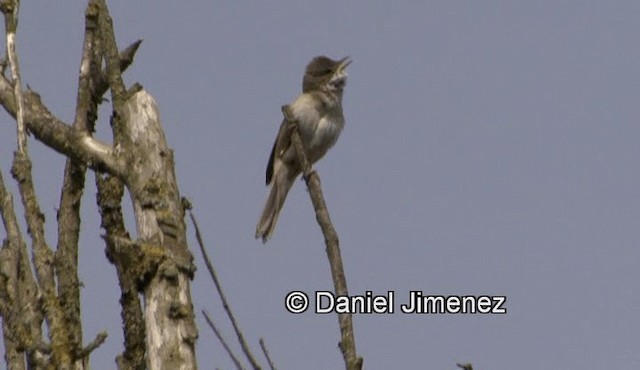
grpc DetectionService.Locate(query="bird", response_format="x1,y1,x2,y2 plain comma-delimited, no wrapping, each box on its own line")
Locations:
255,55,352,243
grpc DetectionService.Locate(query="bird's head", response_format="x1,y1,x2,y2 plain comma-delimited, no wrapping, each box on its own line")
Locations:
302,56,352,93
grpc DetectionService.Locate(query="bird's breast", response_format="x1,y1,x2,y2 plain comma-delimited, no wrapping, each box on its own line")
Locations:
311,115,343,147
289,92,345,164
304,113,344,164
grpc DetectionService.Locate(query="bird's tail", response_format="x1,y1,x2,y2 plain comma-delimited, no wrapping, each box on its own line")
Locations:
255,168,296,243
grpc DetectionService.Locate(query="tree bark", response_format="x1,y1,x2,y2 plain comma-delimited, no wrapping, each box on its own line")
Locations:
122,91,198,370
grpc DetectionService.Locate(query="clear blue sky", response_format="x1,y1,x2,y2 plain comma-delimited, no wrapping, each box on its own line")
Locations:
1,1,639,369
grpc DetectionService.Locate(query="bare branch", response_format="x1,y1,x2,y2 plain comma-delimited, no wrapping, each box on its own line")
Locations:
259,338,277,370
281,105,363,370
0,168,33,370
0,171,43,369
94,39,142,99
54,1,104,361
72,0,102,132
457,363,473,370
0,161,22,246
202,310,245,370
1,0,27,153
190,211,262,370
0,81,125,175
96,0,126,116
55,156,87,355
11,152,73,368
96,174,145,370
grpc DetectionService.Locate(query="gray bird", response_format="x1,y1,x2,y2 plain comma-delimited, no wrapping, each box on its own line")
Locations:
255,56,352,243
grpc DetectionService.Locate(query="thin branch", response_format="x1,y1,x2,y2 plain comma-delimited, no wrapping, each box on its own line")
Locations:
54,0,103,359
0,167,30,370
96,0,126,113
202,310,245,370
55,157,87,355
259,338,277,370
11,153,72,368
72,0,101,132
189,211,262,370
281,105,363,370
1,0,26,154
457,363,473,370
0,156,22,249
0,169,43,369
94,39,142,98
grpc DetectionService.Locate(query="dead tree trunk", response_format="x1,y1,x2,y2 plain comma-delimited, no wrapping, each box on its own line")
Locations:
121,91,198,370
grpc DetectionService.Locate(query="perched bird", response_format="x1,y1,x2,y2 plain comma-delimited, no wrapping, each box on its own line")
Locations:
255,56,352,243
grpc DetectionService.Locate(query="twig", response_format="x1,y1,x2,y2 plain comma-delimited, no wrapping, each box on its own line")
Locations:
281,105,363,370
202,310,245,370
1,0,26,154
259,338,277,370
457,363,473,370
77,331,108,358
94,39,142,98
189,211,262,370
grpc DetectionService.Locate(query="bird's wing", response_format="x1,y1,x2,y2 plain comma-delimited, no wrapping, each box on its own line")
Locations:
265,118,291,185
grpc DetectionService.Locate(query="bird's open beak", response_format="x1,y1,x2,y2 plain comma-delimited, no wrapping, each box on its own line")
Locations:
337,56,352,72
